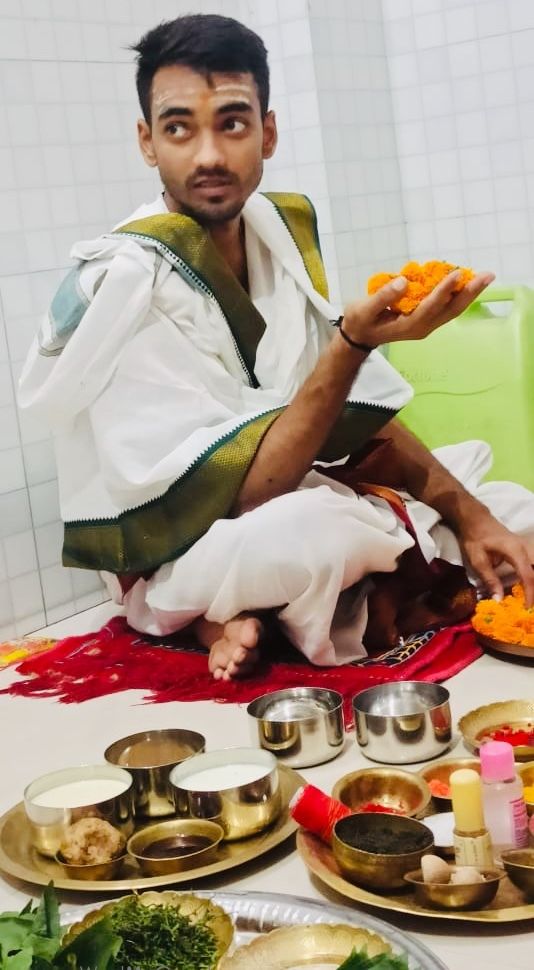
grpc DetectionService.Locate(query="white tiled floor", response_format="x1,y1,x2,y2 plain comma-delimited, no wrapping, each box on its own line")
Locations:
34,599,118,640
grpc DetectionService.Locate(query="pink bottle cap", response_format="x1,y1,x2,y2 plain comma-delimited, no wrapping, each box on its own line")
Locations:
480,740,515,782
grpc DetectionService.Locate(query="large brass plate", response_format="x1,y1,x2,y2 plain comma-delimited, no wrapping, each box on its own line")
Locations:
476,632,534,662
297,830,534,923
0,766,303,892
458,698,534,761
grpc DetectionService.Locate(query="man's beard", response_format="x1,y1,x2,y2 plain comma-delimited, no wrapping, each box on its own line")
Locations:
178,195,245,226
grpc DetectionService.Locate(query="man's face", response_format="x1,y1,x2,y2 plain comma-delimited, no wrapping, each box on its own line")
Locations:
138,65,277,225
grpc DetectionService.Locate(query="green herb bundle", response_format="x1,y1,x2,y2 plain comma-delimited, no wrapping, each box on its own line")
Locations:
337,948,410,970
107,896,218,970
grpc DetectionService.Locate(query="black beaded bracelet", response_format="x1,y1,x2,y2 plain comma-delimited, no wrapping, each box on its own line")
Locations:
333,316,375,354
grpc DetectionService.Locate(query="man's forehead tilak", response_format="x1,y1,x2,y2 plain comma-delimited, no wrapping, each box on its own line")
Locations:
153,79,256,115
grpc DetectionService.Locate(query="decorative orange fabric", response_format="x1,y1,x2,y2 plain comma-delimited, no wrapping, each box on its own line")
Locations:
368,260,474,314
471,584,534,646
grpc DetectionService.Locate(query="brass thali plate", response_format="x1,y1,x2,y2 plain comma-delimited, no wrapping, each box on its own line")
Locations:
458,698,534,762
476,632,534,662
297,830,534,923
219,922,392,968
0,765,303,892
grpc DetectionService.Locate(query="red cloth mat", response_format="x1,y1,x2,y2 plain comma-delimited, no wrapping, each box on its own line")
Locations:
2,616,481,727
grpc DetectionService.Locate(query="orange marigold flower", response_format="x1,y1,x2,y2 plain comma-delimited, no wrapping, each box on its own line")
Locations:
367,260,475,314
471,584,534,647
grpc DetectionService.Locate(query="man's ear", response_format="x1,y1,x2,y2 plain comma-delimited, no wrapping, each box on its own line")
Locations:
262,109,278,160
137,118,158,168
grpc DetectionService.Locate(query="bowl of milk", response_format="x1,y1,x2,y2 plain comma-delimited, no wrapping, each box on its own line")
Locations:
24,764,134,857
169,748,281,840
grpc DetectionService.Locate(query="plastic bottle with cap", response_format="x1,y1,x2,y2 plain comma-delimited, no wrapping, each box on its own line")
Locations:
480,740,528,854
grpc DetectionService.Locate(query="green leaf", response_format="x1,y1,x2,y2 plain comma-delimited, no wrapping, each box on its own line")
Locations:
337,950,410,970
4,947,33,970
0,917,34,955
54,917,122,970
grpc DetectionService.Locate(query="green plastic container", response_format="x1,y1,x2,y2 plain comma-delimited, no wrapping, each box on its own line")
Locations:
386,286,534,490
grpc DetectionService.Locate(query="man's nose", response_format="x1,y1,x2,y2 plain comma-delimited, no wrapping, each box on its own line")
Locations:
193,131,226,170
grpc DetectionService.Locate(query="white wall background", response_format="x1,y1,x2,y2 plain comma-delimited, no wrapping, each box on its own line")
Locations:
0,0,532,638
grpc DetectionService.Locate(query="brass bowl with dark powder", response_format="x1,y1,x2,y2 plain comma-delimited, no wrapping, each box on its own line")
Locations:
127,818,224,875
332,813,434,891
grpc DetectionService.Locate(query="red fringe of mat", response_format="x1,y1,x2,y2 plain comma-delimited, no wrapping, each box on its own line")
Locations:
2,617,482,728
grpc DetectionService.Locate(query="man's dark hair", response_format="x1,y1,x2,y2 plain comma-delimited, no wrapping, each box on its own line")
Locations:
131,14,270,123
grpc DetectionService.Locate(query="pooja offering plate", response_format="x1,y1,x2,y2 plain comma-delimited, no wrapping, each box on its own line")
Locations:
297,829,534,922
169,747,281,840
458,699,534,761
104,728,205,817
353,682,452,763
247,686,344,768
404,866,503,910
418,757,480,811
332,767,431,818
219,922,392,968
0,764,302,891
474,632,534,661
127,818,223,875
63,891,233,968
501,849,534,897
332,813,434,890
24,764,134,857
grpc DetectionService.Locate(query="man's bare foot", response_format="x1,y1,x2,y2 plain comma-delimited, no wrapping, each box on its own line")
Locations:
194,615,263,681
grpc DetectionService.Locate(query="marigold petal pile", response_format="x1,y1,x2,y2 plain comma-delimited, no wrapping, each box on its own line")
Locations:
367,260,474,315
471,584,534,647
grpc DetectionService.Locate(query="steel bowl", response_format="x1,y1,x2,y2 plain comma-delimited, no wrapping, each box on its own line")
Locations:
127,818,224,875
517,762,534,816
104,729,205,818
247,687,344,768
332,813,434,890
419,757,481,811
24,764,134,858
501,849,534,897
55,851,127,881
352,682,452,764
332,767,431,819
169,747,281,841
404,867,503,910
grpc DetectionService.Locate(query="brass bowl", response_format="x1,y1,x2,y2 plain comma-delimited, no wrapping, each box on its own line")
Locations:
24,764,134,857
332,768,430,819
127,819,223,875
55,851,126,881
219,922,392,968
61,891,234,962
169,747,281,841
501,849,534,897
105,729,206,818
332,813,434,890
404,867,503,910
458,700,534,761
419,758,481,811
517,762,534,816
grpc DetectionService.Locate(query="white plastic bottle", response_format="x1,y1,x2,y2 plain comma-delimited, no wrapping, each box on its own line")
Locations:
480,740,528,854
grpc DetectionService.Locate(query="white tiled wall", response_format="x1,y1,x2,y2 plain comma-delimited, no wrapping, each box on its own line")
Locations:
382,0,534,282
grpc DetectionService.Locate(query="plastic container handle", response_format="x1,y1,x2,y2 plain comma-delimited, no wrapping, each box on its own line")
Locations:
474,285,518,304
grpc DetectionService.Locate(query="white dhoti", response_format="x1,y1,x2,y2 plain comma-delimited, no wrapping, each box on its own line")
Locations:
117,440,534,666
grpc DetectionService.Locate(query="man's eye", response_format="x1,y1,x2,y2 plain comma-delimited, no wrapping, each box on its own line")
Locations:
224,118,246,133
166,122,188,137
